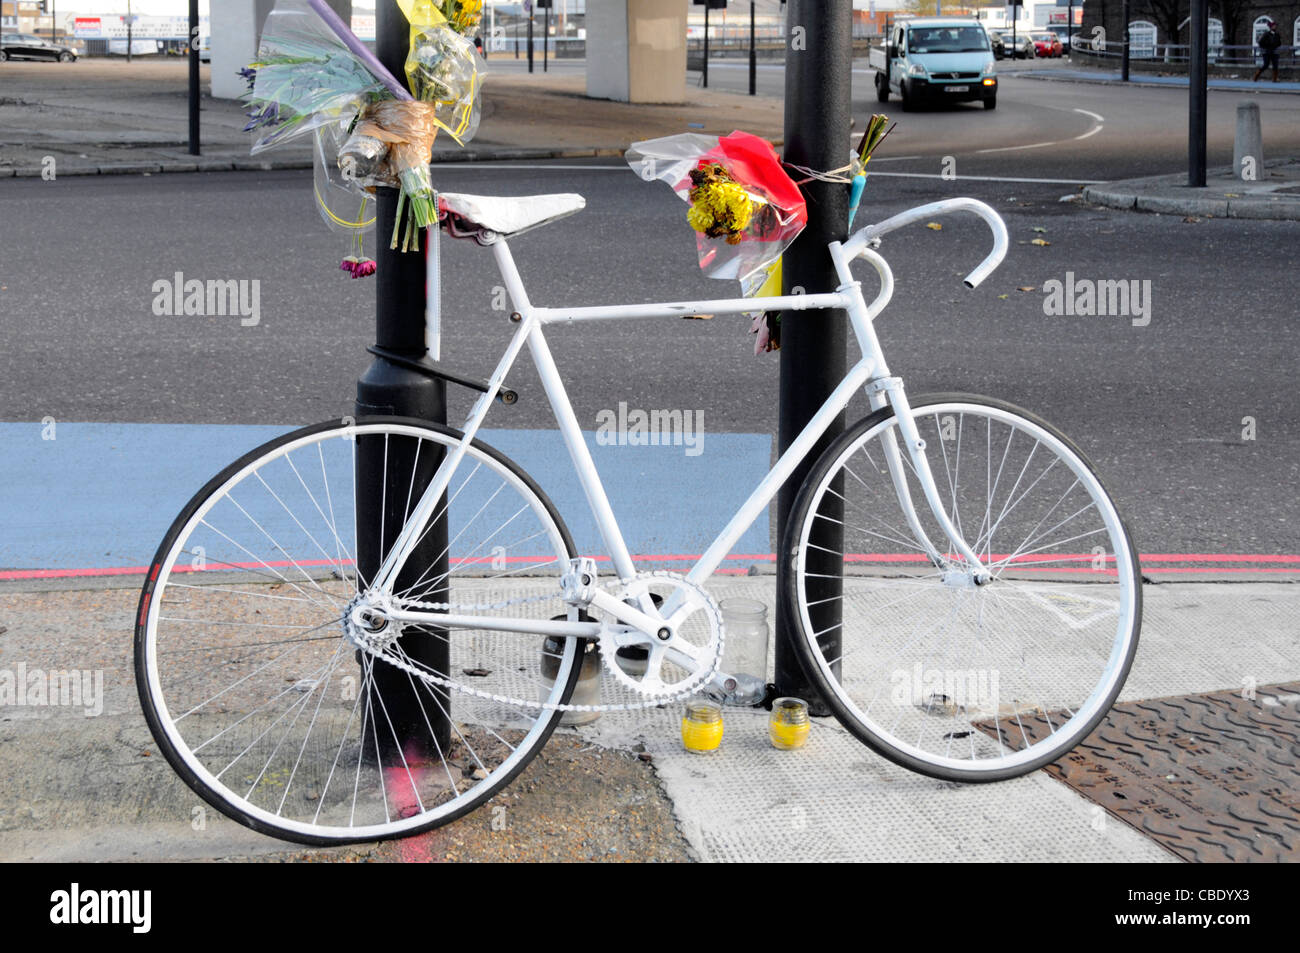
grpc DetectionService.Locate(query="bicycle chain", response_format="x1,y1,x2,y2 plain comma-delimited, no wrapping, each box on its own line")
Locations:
351,571,724,713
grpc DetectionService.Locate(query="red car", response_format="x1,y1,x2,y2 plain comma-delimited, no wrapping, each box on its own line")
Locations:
1031,32,1063,57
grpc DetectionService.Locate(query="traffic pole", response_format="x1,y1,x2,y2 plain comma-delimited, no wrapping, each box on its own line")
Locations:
354,0,451,761
1120,0,1131,81
1188,0,1208,186
527,8,534,72
775,0,851,716
543,3,549,72
748,1,756,95
187,0,200,156
703,5,710,88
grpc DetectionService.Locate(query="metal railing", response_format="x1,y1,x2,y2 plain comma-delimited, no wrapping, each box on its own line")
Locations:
1072,42,1298,67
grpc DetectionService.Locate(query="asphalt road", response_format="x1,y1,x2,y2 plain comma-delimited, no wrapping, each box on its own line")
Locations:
0,75,1297,557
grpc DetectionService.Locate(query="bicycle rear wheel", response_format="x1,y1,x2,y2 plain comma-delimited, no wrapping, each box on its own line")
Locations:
785,395,1141,782
135,417,583,844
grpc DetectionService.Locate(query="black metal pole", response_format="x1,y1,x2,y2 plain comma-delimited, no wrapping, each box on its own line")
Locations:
543,4,548,71
187,0,200,156
527,10,534,72
775,0,850,716
703,5,709,88
1067,0,1073,52
1188,0,1207,185
51,1,56,43
748,1,757,95
354,0,451,761
127,0,133,63
1121,0,1130,80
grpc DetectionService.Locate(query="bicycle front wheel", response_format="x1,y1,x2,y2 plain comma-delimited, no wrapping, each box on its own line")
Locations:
135,417,584,844
785,395,1141,782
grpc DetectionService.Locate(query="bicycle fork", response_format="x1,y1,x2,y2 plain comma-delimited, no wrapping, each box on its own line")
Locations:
835,242,991,584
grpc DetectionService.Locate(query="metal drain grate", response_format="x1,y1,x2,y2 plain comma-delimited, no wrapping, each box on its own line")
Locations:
977,682,1300,862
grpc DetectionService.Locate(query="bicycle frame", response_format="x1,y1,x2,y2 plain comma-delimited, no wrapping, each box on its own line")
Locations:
373,197,1010,645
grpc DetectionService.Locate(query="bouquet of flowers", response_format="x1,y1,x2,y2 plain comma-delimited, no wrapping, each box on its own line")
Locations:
241,0,486,268
626,131,807,351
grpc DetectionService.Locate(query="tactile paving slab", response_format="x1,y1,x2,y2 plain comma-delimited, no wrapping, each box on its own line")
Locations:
978,682,1300,862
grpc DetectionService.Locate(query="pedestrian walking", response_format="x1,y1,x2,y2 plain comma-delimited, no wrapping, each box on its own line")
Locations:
1253,20,1282,83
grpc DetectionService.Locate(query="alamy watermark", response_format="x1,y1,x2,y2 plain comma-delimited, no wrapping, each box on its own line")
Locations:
890,663,1000,713
1042,272,1152,327
50,884,151,933
0,664,104,716
151,271,261,326
595,402,704,457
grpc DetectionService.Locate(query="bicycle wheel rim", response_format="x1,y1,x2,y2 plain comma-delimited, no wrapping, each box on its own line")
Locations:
136,418,583,843
787,396,1141,780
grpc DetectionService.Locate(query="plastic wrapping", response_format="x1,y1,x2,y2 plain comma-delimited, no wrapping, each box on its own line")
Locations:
626,131,807,294
244,0,488,263
245,0,387,154
407,25,484,143
400,0,485,145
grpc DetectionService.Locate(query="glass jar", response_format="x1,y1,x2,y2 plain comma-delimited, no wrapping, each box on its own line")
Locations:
540,634,600,726
719,597,769,682
769,697,810,750
680,700,724,753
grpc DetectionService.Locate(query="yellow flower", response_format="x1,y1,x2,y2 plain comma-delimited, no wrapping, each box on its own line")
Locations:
687,204,715,234
688,180,753,239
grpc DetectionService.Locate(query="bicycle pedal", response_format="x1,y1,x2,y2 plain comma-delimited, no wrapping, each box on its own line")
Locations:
559,557,600,606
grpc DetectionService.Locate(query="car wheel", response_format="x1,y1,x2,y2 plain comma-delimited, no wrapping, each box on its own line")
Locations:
0,51,8,62
899,81,912,111
59,51,75,62
875,73,890,102
984,95,997,110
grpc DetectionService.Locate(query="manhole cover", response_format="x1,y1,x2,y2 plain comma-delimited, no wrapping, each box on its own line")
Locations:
977,682,1300,862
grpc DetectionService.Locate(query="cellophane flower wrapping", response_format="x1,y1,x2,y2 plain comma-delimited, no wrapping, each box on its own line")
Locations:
626,131,808,296
244,0,388,153
401,0,485,145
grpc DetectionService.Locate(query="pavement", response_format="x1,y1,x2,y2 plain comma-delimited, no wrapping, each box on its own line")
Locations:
1082,157,1300,219
1,573,1296,862
1020,64,1300,94
0,58,782,176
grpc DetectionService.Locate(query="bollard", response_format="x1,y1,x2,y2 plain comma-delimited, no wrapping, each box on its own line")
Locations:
1234,101,1264,182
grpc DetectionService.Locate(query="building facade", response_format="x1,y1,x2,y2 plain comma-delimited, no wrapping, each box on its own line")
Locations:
1079,0,1299,58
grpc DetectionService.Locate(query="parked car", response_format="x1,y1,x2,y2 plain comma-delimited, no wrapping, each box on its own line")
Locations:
1031,31,1063,57
0,33,78,62
987,29,1006,59
993,29,1035,59
870,17,998,111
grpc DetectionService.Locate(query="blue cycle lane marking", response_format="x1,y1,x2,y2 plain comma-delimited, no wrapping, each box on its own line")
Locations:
0,423,772,574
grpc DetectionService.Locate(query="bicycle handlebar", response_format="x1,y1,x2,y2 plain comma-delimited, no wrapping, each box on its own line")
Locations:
841,197,1009,290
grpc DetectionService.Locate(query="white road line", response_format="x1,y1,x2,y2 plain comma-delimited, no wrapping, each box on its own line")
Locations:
862,171,1101,184
975,106,1104,154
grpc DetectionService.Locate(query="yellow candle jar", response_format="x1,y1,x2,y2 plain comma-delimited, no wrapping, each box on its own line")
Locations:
769,697,810,750
681,701,724,753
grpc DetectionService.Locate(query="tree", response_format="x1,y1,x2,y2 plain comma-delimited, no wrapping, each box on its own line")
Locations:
1141,0,1186,55
1212,0,1250,45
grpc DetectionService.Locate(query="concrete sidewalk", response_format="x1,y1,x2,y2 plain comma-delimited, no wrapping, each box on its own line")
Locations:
0,59,783,178
0,575,1295,862
1082,157,1300,219
1020,64,1300,94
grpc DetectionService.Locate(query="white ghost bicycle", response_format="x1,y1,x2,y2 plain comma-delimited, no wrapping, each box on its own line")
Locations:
135,193,1141,845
